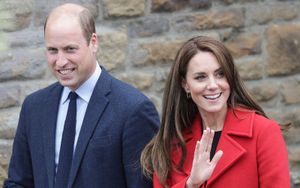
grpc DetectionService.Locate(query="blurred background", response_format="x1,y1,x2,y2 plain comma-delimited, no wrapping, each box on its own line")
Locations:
0,0,299,187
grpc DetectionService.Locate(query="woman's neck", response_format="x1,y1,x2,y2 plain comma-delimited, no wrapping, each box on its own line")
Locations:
199,106,228,131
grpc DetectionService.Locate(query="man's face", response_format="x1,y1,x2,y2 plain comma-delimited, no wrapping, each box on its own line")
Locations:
44,15,98,91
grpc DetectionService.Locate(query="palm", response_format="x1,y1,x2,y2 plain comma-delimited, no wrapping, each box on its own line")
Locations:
187,128,223,187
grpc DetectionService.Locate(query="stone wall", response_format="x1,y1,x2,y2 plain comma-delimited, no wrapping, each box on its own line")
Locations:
0,0,299,187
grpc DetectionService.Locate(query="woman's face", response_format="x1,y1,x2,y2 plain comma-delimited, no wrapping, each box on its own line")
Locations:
182,51,230,115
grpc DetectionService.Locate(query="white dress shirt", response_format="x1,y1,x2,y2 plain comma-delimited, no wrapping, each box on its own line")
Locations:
55,63,101,171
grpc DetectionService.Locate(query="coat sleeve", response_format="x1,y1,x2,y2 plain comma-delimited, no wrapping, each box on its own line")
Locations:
3,98,34,188
257,120,290,188
122,99,160,188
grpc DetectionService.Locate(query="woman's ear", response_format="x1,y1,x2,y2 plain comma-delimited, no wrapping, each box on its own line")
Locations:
181,78,190,93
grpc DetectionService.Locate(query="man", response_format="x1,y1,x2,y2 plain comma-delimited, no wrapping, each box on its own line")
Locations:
4,3,159,188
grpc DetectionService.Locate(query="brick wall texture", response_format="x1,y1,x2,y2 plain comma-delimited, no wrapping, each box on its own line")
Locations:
0,0,299,187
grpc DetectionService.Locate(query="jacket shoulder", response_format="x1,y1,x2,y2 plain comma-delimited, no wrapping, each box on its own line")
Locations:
24,82,62,104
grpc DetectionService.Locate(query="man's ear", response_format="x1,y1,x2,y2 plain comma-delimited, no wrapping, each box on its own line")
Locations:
90,33,98,52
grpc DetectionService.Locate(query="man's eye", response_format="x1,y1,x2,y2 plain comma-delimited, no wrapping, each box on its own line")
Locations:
47,48,57,53
67,47,76,52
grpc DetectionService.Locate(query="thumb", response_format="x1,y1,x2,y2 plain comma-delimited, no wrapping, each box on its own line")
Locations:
211,150,223,167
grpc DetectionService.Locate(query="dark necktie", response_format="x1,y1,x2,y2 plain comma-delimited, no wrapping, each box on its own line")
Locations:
55,92,78,188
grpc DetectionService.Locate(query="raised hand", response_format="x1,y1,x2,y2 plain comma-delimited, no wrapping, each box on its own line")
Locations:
186,128,223,188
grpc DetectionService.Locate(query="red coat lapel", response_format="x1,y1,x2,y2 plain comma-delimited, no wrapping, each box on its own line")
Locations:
171,108,256,186
207,108,255,186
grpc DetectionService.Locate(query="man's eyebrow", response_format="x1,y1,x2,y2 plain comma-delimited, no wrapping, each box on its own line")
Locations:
63,44,79,49
46,46,57,50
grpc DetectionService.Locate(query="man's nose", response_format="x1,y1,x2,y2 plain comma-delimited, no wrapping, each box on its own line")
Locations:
56,51,68,67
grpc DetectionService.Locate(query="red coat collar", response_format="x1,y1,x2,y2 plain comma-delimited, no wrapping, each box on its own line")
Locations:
171,107,256,184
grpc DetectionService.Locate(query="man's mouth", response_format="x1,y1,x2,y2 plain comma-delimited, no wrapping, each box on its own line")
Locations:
203,93,222,100
58,68,75,75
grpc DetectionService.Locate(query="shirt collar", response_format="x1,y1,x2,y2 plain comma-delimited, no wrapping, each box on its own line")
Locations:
61,62,101,104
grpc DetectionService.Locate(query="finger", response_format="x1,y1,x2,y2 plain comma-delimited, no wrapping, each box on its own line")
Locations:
206,129,214,153
203,128,211,152
211,150,223,168
203,128,212,152
199,129,208,154
193,141,200,161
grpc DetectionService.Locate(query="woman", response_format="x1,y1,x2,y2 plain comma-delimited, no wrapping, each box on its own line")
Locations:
141,36,290,188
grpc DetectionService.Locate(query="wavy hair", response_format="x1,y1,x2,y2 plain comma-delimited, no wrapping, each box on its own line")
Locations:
140,36,268,187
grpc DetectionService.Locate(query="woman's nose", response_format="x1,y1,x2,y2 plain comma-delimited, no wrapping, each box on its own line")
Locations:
206,77,218,90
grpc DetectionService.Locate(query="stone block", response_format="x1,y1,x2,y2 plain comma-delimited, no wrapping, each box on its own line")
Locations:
173,9,244,32
190,0,212,9
0,108,20,140
266,107,300,129
284,108,300,128
225,33,262,58
151,0,211,12
0,113,20,139
0,140,13,158
0,48,46,81
288,145,300,162
97,28,128,71
281,78,300,105
129,17,169,37
218,0,260,4
0,0,33,32
195,9,244,29
266,24,300,76
248,81,278,102
0,33,9,52
235,60,263,80
103,0,144,17
128,44,148,67
250,4,298,25
0,86,21,109
8,30,44,48
151,0,186,12
138,40,184,65
284,126,300,145
117,72,154,90
267,107,300,145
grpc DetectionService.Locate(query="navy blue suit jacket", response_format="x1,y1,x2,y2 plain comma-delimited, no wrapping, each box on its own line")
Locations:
4,69,160,188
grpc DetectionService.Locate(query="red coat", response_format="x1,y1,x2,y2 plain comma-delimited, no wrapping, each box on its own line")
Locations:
153,108,290,188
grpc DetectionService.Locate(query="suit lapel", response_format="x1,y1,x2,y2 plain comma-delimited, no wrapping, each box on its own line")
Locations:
42,83,63,188
207,108,254,186
68,69,111,188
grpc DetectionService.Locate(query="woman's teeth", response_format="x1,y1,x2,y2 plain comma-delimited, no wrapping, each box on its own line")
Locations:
204,93,221,100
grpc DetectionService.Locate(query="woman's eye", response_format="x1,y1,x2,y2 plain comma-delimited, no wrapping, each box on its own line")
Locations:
195,75,206,80
216,71,225,78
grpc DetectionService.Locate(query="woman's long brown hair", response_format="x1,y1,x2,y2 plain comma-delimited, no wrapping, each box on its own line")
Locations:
140,36,286,187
